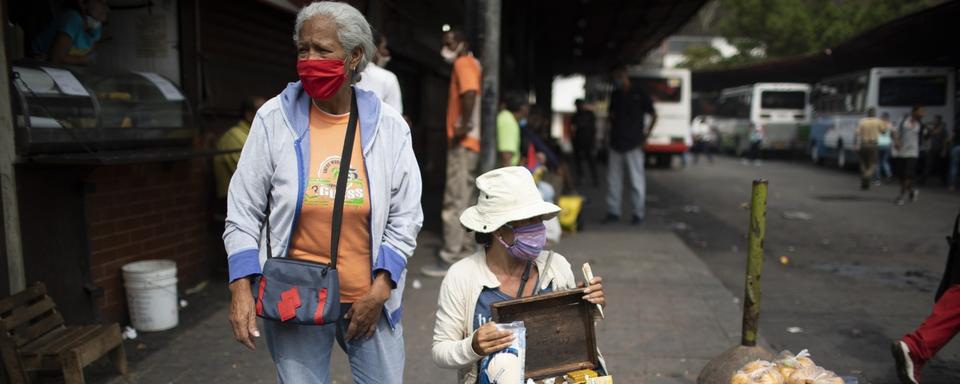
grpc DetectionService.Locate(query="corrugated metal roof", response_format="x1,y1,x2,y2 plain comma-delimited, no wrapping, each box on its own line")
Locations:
508,0,709,74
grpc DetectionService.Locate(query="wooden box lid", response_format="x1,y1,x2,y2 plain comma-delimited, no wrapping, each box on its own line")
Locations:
491,288,598,380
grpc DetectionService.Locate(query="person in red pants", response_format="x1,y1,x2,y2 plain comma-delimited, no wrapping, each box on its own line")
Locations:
893,214,960,384
894,285,960,383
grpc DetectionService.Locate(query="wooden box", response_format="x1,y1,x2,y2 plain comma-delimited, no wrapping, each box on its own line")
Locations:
491,288,598,380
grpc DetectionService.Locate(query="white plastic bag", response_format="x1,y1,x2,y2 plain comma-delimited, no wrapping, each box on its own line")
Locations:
482,321,527,384
730,360,784,384
774,349,815,379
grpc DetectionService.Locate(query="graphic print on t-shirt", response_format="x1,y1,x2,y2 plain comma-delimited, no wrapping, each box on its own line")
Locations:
304,155,366,208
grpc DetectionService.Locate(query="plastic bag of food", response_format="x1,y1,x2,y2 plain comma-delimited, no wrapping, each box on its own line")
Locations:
480,321,526,384
774,349,816,378
786,365,844,384
731,360,785,384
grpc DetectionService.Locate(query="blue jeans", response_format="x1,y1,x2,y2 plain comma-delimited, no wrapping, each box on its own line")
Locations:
876,146,892,181
949,146,960,188
263,311,404,383
607,148,646,219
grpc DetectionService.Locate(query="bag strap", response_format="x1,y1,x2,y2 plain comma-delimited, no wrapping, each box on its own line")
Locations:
265,199,272,258
516,261,534,298
533,251,554,296
328,88,359,269
263,88,359,268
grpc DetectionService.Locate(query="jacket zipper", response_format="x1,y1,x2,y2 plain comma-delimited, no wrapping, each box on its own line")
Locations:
287,137,305,257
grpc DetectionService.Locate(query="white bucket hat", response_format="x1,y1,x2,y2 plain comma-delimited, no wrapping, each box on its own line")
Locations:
460,166,561,234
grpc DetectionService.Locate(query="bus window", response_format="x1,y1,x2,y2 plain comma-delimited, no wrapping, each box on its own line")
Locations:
878,76,947,106
633,77,682,102
738,96,751,118
760,91,806,110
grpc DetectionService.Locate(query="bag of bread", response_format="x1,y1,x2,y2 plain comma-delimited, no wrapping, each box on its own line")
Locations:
774,350,816,378
730,360,785,384
786,365,844,384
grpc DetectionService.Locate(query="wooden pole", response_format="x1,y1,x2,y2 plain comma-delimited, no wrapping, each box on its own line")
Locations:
741,179,767,347
0,3,26,294
478,0,500,172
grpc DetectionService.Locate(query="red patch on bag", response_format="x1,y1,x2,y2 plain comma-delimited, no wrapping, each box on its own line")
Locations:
277,287,302,321
314,288,328,325
256,277,267,316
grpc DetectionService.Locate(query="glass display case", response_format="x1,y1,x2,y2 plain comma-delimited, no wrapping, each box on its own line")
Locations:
11,62,194,155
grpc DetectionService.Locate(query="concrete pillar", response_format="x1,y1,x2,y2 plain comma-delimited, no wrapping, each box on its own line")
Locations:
0,4,26,294
478,0,500,172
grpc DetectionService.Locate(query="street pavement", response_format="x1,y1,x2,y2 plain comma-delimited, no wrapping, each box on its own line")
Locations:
639,156,960,383
74,183,762,383
64,154,958,384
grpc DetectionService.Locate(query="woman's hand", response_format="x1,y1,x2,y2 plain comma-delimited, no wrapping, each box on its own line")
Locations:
472,322,515,356
344,272,392,341
228,277,259,350
580,276,606,307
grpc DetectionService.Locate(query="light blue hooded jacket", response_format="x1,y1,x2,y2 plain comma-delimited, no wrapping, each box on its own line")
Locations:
223,83,423,328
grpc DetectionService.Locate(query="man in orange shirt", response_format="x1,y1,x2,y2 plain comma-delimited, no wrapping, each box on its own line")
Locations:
423,29,482,277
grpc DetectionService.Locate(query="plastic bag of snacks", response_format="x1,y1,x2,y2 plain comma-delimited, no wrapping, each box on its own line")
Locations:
785,365,843,384
774,350,816,379
480,322,526,384
731,360,785,384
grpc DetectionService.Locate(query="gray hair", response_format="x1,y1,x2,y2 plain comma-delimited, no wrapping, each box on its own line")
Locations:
294,2,374,84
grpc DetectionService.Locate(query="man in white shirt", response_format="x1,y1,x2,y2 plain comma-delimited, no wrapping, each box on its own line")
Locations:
357,31,403,113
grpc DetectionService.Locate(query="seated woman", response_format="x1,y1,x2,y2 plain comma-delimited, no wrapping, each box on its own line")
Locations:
431,166,605,383
31,0,108,65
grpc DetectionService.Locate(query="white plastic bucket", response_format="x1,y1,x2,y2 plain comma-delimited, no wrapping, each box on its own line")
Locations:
122,260,179,332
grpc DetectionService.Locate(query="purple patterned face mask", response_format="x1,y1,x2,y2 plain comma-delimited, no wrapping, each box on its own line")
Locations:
496,222,547,261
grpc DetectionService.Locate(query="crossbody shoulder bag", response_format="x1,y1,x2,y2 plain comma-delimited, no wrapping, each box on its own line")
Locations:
253,89,358,325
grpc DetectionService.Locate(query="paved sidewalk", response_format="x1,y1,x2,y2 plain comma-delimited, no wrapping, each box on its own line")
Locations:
79,227,756,384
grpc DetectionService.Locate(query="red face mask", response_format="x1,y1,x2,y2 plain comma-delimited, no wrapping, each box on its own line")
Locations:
297,59,348,100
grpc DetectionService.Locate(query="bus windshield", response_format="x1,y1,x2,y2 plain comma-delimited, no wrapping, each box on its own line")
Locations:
633,77,682,103
878,76,947,106
760,91,806,110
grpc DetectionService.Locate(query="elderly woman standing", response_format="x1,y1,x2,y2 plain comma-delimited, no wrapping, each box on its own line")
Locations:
432,167,605,383
223,2,422,383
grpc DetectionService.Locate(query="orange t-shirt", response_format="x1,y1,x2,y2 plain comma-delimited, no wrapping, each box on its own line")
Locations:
446,54,482,153
288,105,372,303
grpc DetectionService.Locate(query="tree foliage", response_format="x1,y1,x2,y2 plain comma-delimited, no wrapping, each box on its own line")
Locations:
680,0,937,70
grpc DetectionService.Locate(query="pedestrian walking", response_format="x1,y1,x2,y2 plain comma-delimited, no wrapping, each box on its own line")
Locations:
855,108,887,190
894,107,924,205
875,112,894,185
223,3,423,382
422,28,483,278
356,30,403,113
948,122,960,191
496,91,527,168
604,66,656,225
431,166,606,384
691,116,716,164
748,124,764,164
572,99,599,186
893,213,960,384
920,115,948,186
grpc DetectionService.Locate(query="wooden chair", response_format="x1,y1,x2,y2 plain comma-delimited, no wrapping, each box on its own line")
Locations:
0,282,127,384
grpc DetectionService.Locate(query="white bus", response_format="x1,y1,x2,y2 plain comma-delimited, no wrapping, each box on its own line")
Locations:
713,83,812,155
628,67,692,167
809,67,956,167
